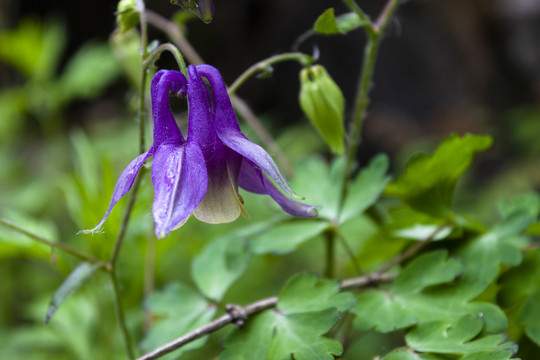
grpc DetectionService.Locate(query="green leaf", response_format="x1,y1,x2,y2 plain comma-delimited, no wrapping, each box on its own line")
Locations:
292,155,389,223
383,349,445,360
391,250,463,295
249,219,329,255
278,272,356,313
353,250,507,333
314,9,342,34
405,315,517,355
460,350,516,360
46,262,100,323
299,65,345,154
386,134,493,218
191,231,251,302
313,9,367,35
141,282,216,359
335,12,367,33
57,43,120,103
222,273,355,360
0,18,65,81
353,251,463,332
341,153,390,223
499,248,540,346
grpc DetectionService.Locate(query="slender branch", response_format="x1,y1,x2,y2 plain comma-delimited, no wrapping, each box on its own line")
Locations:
145,9,294,176
228,52,314,95
146,10,203,65
136,272,393,360
0,218,104,266
143,227,156,332
341,0,375,36
324,230,336,278
229,96,294,176
374,0,401,33
107,3,153,358
143,43,187,77
136,0,149,155
376,222,450,274
108,172,145,269
111,271,136,359
338,0,401,215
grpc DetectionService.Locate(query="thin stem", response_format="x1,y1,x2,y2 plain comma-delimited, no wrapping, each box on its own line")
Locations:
338,0,401,215
324,230,336,278
143,43,187,78
137,272,393,360
143,230,156,332
111,271,136,360
0,218,104,266
376,223,450,274
137,0,149,155
146,10,204,65
336,232,362,275
229,96,294,176
228,52,314,95
108,171,145,269
374,0,401,32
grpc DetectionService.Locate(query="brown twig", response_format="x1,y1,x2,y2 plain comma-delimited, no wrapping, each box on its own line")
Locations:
375,223,451,275
136,272,394,360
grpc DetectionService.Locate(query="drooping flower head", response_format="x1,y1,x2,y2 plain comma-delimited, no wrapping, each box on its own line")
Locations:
87,65,316,239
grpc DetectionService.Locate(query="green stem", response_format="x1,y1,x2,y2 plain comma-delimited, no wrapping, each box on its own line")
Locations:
338,32,379,212
143,43,187,78
137,0,149,155
228,52,314,95
0,218,104,266
324,230,335,278
341,0,375,35
111,271,136,359
338,0,400,214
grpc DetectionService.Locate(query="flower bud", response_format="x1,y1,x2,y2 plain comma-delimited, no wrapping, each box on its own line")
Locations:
299,65,345,154
116,0,140,34
171,0,215,24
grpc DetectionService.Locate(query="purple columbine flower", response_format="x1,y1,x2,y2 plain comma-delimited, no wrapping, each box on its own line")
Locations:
88,65,316,239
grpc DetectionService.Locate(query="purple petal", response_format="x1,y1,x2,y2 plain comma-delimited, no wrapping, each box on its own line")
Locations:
85,148,153,233
239,159,318,218
151,70,188,146
151,140,207,238
194,64,299,198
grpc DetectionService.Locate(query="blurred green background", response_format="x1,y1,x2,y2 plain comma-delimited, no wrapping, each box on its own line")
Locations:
1,0,540,359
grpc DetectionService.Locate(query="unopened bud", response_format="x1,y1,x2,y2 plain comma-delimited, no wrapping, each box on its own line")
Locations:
299,65,345,154
116,0,140,34
171,0,214,24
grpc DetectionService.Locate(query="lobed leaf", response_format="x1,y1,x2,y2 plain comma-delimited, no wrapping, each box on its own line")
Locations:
222,273,355,360
141,282,216,359
386,134,493,218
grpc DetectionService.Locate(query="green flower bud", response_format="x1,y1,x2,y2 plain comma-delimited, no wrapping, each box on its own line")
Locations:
171,0,214,24
299,65,345,154
116,0,140,34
